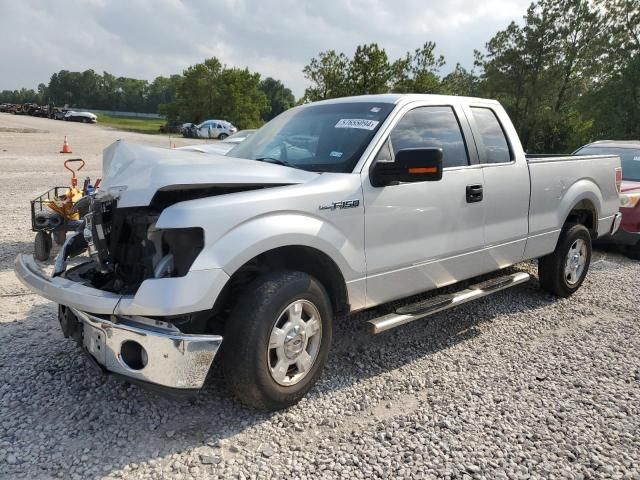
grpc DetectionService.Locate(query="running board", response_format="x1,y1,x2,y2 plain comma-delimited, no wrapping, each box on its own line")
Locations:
367,272,531,334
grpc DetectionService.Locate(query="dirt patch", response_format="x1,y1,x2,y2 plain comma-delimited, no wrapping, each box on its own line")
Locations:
0,127,48,134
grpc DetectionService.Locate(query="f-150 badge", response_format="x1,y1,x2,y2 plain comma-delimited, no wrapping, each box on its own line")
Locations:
319,200,360,210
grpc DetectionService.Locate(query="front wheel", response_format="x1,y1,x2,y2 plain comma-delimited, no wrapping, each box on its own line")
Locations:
223,271,333,410
538,224,592,297
218,133,228,140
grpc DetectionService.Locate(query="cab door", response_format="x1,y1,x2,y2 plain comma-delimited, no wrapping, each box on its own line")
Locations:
464,105,530,269
361,103,488,307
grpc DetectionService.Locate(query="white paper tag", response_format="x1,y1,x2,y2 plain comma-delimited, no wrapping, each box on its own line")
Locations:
335,119,379,130
329,151,343,158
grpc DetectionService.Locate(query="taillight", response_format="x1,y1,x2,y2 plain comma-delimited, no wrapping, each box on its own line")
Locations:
615,167,622,193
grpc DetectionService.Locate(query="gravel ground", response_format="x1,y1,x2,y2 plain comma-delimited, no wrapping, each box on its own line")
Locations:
1,113,639,479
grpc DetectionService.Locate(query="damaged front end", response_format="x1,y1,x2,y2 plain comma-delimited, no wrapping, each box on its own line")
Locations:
58,196,204,296
23,195,224,394
16,140,316,394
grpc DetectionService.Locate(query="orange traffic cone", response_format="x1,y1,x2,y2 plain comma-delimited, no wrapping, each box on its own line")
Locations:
60,136,72,154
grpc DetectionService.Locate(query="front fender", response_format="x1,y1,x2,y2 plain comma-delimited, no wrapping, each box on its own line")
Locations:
192,212,365,282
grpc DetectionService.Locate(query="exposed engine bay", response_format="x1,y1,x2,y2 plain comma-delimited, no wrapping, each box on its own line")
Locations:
59,197,203,295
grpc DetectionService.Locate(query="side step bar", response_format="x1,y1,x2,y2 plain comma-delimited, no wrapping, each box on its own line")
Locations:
367,272,531,334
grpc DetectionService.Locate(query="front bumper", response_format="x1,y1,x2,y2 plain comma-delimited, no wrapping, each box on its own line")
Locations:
14,253,228,391
64,307,221,390
14,253,230,316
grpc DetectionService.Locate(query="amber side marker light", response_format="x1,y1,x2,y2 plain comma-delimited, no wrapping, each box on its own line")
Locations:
408,167,438,174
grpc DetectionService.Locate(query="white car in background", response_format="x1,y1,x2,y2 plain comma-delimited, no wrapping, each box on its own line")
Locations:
63,111,97,123
196,119,237,139
178,129,256,155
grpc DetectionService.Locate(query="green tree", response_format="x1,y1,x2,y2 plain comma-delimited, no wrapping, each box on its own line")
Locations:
214,68,269,129
260,77,295,121
147,75,180,114
478,0,600,152
441,63,479,96
582,0,640,139
392,41,445,93
175,58,223,123
302,50,351,101
348,43,393,94
172,58,268,128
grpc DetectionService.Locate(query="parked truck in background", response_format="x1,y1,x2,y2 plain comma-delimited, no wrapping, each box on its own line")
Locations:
574,140,640,258
15,94,622,410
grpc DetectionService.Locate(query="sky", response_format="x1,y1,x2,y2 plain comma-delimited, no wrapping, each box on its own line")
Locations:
0,0,533,98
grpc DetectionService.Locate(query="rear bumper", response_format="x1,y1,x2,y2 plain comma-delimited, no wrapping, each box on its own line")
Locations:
64,307,221,390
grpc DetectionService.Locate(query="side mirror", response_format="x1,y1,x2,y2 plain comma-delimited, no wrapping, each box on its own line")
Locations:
370,148,443,187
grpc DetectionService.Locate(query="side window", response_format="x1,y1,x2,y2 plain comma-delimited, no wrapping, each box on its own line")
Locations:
471,107,512,164
386,106,469,168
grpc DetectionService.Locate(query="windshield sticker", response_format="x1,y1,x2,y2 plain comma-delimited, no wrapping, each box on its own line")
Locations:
634,156,640,161
335,119,379,130
329,151,343,158
370,107,381,113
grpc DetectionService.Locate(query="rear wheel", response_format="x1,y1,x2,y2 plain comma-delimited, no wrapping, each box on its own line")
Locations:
223,270,333,410
34,231,52,261
538,224,592,297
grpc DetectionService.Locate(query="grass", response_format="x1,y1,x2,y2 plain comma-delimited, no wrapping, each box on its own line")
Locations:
96,114,166,134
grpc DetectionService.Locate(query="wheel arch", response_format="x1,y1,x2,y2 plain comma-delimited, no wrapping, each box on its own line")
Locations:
211,245,350,329
559,180,603,237
564,198,598,238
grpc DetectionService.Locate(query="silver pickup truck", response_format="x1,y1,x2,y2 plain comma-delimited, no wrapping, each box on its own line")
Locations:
15,94,622,410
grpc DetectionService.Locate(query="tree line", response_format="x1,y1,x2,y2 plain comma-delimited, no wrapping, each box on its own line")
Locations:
0,66,295,130
0,0,637,151
302,0,639,153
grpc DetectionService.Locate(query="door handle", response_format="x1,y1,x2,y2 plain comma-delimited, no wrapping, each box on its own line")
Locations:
466,184,483,203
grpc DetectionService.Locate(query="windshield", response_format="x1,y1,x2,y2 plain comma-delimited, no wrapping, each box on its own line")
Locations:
576,146,640,181
227,102,395,173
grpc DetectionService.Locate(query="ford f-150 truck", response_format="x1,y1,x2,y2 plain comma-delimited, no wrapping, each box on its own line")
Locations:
15,94,622,410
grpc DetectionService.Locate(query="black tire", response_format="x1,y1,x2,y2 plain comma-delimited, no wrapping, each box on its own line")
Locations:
53,230,67,246
82,118,89,123
223,270,333,410
538,224,592,297
218,133,228,140
34,231,52,261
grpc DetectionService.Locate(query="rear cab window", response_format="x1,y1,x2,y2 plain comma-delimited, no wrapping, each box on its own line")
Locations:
470,107,512,164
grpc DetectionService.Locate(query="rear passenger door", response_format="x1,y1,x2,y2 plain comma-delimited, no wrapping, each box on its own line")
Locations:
362,103,488,307
465,105,530,269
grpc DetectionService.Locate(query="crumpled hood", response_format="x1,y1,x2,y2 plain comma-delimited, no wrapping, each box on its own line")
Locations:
99,140,318,207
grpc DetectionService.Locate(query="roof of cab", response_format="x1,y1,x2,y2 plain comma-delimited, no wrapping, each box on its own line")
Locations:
307,93,500,107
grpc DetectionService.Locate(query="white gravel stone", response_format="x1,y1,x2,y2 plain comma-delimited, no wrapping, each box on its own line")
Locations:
1,114,639,479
